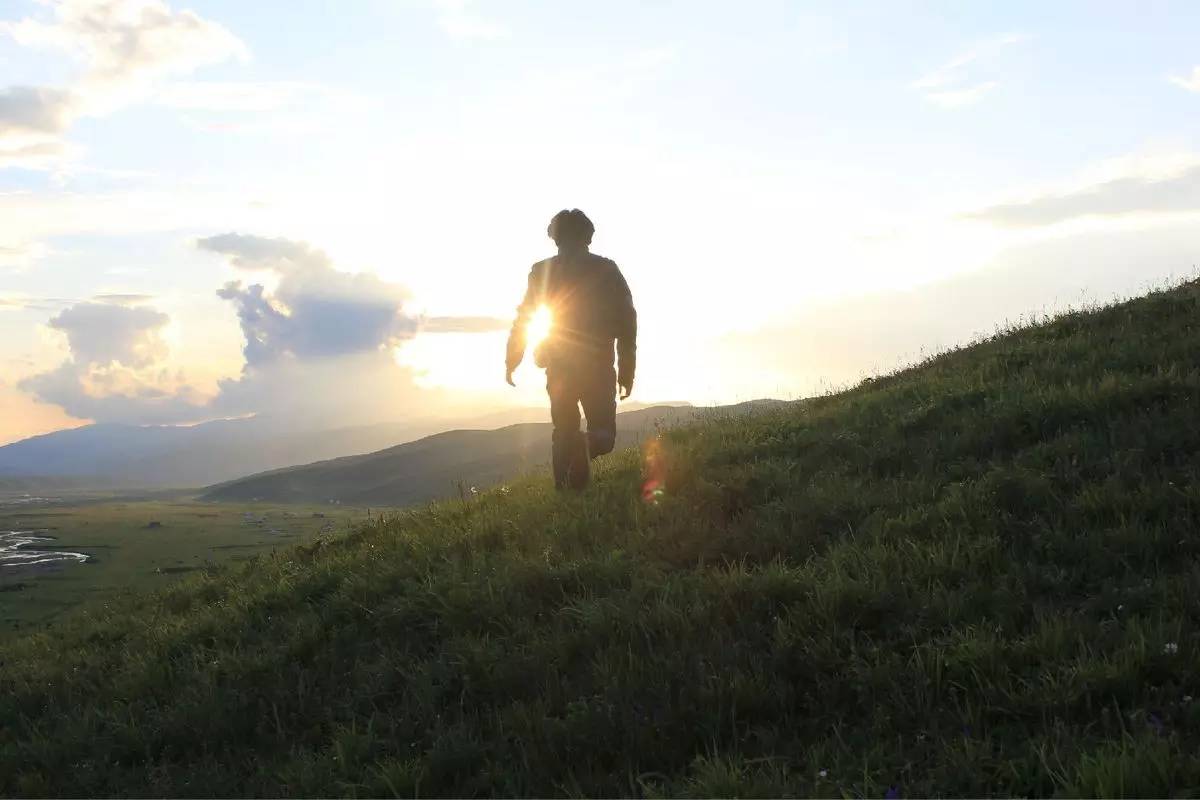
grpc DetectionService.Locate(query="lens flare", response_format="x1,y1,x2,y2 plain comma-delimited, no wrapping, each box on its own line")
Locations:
528,305,553,349
642,435,667,504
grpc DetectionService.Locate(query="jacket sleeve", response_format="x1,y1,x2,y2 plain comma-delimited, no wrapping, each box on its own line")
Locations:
611,264,637,385
506,263,542,372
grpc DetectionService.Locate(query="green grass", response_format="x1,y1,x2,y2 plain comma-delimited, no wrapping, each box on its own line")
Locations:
0,501,368,635
3,281,1200,797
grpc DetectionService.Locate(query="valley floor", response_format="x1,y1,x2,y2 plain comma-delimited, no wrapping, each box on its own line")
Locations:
0,500,368,635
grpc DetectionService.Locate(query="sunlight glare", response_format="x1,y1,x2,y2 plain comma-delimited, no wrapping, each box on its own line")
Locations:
528,305,553,349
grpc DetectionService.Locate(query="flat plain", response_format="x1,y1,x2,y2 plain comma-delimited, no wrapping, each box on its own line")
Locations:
0,498,368,635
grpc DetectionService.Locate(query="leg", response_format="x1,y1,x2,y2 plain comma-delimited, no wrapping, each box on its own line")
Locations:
547,368,585,490
581,366,618,459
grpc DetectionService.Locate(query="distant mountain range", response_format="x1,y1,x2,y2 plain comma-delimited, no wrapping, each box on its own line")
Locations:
0,403,688,490
202,401,782,507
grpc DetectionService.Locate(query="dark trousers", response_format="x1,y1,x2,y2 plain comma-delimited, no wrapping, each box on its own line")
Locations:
547,363,617,490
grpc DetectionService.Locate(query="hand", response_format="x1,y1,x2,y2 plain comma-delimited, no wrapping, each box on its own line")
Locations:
505,368,516,387
618,378,633,400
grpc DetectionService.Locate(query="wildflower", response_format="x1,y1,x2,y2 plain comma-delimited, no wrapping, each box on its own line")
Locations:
1164,642,1179,655
1148,712,1165,736
470,486,478,495
885,786,901,799
1183,695,1193,704
818,769,828,779
1117,604,1124,612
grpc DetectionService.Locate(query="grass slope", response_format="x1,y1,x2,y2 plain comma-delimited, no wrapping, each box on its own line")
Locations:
4,283,1200,797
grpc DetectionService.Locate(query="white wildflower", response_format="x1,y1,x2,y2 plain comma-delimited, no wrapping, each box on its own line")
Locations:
1164,642,1179,655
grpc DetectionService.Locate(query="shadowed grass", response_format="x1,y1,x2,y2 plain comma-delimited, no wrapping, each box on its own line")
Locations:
3,281,1200,796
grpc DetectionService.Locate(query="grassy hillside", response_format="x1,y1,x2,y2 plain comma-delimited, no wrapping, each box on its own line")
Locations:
3,282,1200,797
202,404,704,506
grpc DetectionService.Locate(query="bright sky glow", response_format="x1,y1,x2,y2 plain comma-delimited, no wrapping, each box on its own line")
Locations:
2,0,1199,443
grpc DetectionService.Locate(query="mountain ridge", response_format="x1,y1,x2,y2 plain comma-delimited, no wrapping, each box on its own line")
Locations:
0,403,689,489
202,402,766,506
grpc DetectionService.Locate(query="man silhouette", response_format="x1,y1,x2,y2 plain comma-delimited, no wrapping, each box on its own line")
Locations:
506,209,637,490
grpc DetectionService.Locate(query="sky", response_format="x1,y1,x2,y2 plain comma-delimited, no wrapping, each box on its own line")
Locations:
2,0,1198,445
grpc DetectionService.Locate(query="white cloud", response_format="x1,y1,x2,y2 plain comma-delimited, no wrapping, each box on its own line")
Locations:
0,0,248,168
0,140,75,169
421,316,508,333
967,161,1200,228
1169,67,1200,93
188,232,464,427
0,296,30,311
19,300,208,424
911,33,1028,109
46,301,170,368
198,232,420,366
0,86,77,136
4,0,248,101
432,0,509,41
16,232,491,427
0,239,51,271
92,293,155,305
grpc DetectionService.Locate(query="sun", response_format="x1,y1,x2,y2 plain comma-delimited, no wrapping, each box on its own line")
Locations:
527,305,553,349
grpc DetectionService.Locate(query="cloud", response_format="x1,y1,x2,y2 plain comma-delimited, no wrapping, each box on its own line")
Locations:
19,301,208,424
193,232,454,426
207,350,432,425
0,240,51,270
198,233,419,365
1169,67,1200,93
0,0,247,168
0,86,77,136
0,293,70,312
432,0,509,41
0,87,77,167
45,301,169,368
422,315,509,333
911,33,1028,108
92,293,155,305
19,361,206,425
19,232,493,427
0,140,73,169
197,232,329,273
4,0,248,98
712,221,1200,399
967,164,1200,227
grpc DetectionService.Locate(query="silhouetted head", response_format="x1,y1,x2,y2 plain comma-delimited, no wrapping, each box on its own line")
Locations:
547,209,594,251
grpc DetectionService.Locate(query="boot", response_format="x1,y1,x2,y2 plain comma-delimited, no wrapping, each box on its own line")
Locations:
567,430,590,490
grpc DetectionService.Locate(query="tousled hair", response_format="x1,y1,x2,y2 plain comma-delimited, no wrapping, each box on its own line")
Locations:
547,209,595,247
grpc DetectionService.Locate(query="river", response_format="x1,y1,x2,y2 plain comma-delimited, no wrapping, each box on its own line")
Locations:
0,530,90,571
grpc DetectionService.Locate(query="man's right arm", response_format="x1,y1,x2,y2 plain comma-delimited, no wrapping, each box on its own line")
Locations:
505,263,542,384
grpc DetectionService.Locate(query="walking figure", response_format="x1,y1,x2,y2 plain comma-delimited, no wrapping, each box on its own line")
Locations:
506,209,638,489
